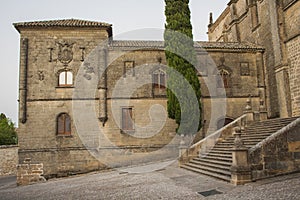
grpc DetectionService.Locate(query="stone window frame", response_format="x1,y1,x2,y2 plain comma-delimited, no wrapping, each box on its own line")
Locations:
57,68,74,88
56,113,72,136
215,67,232,89
152,68,167,97
240,62,250,76
123,61,135,78
153,69,166,89
120,107,135,134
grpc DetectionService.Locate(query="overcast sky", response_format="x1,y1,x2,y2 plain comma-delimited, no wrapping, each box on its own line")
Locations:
0,0,227,124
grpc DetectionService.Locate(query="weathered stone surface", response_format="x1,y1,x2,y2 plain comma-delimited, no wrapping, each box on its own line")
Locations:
208,0,300,118
0,145,18,176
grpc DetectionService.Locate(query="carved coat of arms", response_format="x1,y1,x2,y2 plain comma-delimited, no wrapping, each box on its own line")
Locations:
57,41,74,65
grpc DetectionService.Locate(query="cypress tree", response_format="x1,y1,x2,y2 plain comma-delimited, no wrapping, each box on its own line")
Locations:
164,0,202,135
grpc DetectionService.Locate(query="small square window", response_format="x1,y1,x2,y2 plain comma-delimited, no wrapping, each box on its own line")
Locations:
240,63,250,76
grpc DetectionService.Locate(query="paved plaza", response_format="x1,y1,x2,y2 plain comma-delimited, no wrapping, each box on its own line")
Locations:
0,161,299,200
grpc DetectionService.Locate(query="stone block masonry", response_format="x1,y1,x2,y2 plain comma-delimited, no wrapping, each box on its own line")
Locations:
17,158,46,186
0,145,18,176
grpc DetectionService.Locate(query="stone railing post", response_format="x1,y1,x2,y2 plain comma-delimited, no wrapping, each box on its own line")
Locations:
179,134,189,165
230,127,252,185
243,95,254,126
259,98,268,121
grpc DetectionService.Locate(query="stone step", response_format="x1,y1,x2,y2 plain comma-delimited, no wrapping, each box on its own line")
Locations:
185,162,231,176
224,137,268,142
181,117,299,182
181,165,231,182
212,146,234,150
215,144,253,149
246,121,294,128
203,155,232,162
209,150,232,155
207,153,232,158
244,127,285,133
190,159,231,170
194,157,232,166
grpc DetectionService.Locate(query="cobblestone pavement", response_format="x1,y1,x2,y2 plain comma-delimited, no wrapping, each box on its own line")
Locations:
0,161,299,200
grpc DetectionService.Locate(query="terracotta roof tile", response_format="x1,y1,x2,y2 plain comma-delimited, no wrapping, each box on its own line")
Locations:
109,40,264,51
14,18,112,32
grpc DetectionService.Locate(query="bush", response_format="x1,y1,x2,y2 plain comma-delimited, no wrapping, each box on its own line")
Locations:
0,113,17,145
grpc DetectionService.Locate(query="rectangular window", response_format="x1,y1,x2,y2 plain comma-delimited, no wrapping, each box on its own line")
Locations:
160,73,166,88
240,62,250,76
121,107,134,132
153,74,159,88
124,61,135,77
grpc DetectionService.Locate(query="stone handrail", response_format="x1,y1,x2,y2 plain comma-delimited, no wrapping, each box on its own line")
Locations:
180,114,247,164
249,117,300,154
249,117,300,180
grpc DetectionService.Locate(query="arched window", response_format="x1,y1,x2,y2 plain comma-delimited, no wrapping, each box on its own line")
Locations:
57,113,71,135
217,69,230,88
58,71,73,86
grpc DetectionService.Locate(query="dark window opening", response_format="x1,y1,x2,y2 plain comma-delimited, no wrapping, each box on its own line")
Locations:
121,108,134,132
57,113,71,135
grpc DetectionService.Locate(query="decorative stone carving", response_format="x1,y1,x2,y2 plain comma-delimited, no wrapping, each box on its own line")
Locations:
233,127,245,149
56,41,74,66
83,62,95,80
80,47,85,61
123,61,135,77
48,48,53,62
38,71,44,81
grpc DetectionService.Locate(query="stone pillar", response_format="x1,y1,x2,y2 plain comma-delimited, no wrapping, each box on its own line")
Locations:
244,95,254,126
179,135,189,165
275,65,292,118
231,127,252,185
98,48,108,125
259,98,268,121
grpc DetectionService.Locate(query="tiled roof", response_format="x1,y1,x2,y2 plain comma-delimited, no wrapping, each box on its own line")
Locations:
110,40,164,49
109,40,264,51
14,19,112,32
197,41,264,51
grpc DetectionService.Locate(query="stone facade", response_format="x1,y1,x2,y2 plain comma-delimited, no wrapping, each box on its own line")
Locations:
208,0,300,118
0,145,18,176
13,19,267,178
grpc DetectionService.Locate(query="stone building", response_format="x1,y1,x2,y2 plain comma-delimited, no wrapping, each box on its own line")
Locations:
208,0,300,118
13,0,299,178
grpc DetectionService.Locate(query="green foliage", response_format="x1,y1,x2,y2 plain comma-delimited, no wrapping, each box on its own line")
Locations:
164,0,202,135
0,113,18,145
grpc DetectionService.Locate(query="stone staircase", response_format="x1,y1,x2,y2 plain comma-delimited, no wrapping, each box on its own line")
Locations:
181,117,298,182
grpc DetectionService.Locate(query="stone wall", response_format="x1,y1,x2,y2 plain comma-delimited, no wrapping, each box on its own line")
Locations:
249,118,300,180
17,158,46,186
285,0,300,117
287,36,300,117
0,145,18,176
